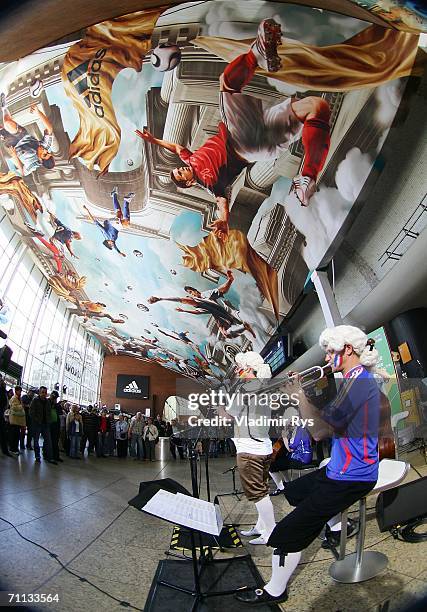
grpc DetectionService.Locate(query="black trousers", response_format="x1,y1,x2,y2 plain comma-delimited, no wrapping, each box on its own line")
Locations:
170,437,184,459
8,424,20,452
268,467,376,553
117,438,128,458
270,450,311,472
50,421,60,461
80,432,97,454
146,439,156,461
0,417,9,453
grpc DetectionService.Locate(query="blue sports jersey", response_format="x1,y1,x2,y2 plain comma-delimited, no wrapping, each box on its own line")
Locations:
289,426,313,464
324,365,380,482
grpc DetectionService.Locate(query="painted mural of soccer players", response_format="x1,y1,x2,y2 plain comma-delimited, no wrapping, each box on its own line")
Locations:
75,300,125,324
137,19,330,242
24,225,65,274
83,204,126,257
0,98,55,175
46,212,81,258
148,270,256,340
157,328,207,361
110,186,135,226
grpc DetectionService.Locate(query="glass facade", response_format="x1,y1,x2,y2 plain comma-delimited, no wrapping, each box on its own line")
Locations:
0,212,103,404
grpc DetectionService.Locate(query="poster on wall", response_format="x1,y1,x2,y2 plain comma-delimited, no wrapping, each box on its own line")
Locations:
367,326,402,417
0,1,422,381
116,374,149,399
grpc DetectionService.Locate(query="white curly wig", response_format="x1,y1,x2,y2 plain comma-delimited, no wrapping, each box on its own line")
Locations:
235,351,272,379
319,325,379,369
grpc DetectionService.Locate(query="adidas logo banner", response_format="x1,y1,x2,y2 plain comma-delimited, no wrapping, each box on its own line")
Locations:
123,380,141,393
116,374,149,399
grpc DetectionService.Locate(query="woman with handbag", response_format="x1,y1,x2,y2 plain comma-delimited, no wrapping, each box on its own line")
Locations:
143,418,158,462
115,414,129,458
8,385,26,455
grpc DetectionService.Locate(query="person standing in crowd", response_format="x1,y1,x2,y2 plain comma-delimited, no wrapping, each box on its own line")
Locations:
81,405,99,456
129,412,145,460
21,387,35,450
144,417,158,462
67,405,83,459
59,400,67,452
97,409,110,457
8,385,25,455
165,421,172,437
49,390,63,463
169,419,184,460
107,411,116,456
115,414,129,458
154,415,165,437
0,375,11,456
30,386,56,464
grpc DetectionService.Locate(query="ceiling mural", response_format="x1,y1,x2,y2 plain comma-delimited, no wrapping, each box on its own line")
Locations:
0,1,421,381
346,1,426,33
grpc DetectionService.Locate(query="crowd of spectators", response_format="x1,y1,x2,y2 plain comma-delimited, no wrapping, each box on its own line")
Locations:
0,375,234,463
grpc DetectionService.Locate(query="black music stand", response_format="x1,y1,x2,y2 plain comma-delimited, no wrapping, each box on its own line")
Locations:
129,480,270,611
216,465,244,501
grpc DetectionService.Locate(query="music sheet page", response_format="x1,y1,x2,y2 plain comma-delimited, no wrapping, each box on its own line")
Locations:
142,491,223,535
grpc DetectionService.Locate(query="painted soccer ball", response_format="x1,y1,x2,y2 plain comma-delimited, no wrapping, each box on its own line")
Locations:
126,159,133,167
150,43,181,72
29,79,43,98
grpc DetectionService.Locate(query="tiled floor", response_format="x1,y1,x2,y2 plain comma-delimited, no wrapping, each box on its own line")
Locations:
0,449,426,611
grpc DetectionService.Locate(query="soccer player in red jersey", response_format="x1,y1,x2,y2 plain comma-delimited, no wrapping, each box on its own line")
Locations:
137,19,330,241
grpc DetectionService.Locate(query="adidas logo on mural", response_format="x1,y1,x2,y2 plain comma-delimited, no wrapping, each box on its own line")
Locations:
123,380,141,394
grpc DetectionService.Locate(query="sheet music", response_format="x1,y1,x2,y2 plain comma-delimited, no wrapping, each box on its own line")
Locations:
142,490,223,535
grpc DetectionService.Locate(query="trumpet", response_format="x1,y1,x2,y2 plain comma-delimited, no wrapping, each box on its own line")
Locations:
287,364,333,388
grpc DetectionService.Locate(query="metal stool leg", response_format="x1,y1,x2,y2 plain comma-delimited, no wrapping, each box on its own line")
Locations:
330,497,388,583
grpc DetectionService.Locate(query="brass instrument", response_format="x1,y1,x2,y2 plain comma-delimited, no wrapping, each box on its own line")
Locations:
287,364,333,388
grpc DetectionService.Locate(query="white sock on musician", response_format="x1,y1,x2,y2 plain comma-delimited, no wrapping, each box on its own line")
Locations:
264,550,301,597
270,471,285,490
255,495,276,539
327,514,342,531
255,514,264,533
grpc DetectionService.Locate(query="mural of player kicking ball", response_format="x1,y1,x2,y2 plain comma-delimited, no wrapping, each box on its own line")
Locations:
137,19,330,242
83,189,134,256
25,212,81,260
0,97,55,176
148,270,256,340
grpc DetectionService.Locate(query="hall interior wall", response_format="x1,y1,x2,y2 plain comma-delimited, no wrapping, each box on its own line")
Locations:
100,354,187,416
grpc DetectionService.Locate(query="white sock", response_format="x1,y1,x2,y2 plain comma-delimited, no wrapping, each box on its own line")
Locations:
255,495,276,539
254,514,264,533
327,514,342,531
270,471,284,490
264,550,301,597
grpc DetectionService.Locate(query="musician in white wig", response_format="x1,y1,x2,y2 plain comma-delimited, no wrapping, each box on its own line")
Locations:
229,351,277,545
236,326,381,605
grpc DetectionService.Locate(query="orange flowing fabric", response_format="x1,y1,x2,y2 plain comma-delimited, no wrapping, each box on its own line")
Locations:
195,25,423,92
0,171,43,221
178,229,279,320
61,6,169,174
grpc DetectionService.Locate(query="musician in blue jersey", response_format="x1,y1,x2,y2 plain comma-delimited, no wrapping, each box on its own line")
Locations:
269,425,313,496
236,325,381,606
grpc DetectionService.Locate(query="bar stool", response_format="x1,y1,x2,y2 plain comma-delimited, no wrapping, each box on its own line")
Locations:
329,459,409,583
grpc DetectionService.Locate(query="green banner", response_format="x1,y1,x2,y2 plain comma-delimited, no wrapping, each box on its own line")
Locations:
367,327,402,417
